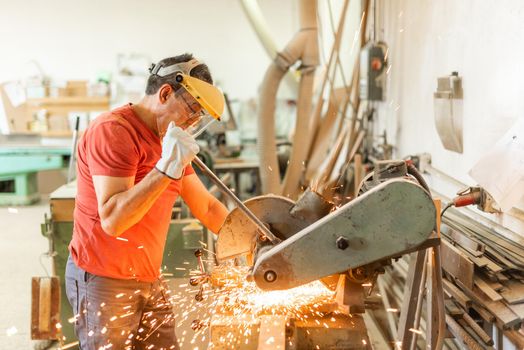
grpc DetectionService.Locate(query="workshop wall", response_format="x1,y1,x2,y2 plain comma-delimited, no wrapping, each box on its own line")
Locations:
379,0,524,215
0,0,297,100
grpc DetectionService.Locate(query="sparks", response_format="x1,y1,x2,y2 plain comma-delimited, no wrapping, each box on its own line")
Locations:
60,341,79,349
209,266,334,316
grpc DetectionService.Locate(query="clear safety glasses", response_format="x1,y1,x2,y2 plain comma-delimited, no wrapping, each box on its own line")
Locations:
174,88,216,138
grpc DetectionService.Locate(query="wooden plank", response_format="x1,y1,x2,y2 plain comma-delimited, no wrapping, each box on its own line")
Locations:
448,228,485,255
441,240,474,289
484,280,504,292
471,304,496,323
457,243,504,272
461,312,494,346
443,214,524,263
496,273,509,283
443,278,472,309
474,277,503,302
445,314,485,350
507,303,524,319
469,255,489,268
500,280,524,305
31,277,61,340
38,278,51,332
472,285,521,330
485,247,518,270
504,329,524,349
457,319,492,348
444,300,463,317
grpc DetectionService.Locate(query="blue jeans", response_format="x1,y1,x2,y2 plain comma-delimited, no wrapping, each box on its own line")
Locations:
65,255,179,350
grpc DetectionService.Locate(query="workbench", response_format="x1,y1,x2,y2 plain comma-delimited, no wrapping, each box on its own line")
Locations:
214,157,260,198
0,137,70,205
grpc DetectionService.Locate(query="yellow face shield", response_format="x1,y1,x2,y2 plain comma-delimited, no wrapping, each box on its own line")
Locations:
149,58,225,138
175,73,225,121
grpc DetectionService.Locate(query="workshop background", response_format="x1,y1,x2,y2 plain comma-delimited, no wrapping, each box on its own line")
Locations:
0,0,523,349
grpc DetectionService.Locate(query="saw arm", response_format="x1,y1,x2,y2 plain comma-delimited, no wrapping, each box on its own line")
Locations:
251,179,436,290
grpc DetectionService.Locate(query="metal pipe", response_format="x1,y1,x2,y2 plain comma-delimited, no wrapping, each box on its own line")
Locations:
192,156,281,244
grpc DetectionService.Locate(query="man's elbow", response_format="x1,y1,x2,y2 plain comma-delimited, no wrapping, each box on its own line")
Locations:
98,205,121,236
100,217,120,236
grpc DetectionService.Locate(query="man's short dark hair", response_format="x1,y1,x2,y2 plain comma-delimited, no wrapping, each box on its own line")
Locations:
145,53,213,95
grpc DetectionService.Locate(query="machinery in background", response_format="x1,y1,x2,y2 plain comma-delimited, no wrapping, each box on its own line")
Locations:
359,41,388,101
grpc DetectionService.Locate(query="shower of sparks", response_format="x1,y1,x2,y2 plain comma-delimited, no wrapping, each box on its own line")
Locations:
69,263,336,349
208,265,334,316
170,264,337,348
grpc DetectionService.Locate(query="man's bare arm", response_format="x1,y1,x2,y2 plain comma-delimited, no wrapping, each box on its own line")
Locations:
181,173,228,233
93,168,171,236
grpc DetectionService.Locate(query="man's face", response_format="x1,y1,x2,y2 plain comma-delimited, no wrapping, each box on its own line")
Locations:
176,91,205,129
156,85,204,138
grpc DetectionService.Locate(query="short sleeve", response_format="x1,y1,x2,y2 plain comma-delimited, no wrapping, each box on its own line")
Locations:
86,121,139,177
184,164,195,177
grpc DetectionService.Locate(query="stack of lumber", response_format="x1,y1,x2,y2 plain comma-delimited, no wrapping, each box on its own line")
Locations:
440,208,524,348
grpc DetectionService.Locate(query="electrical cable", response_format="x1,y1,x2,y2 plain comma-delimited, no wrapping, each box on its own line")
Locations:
406,162,430,193
440,202,453,218
39,253,51,277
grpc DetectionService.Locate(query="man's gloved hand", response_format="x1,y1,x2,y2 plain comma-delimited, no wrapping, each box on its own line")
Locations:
156,122,200,179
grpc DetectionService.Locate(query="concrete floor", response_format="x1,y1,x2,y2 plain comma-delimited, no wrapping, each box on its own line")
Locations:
0,200,52,349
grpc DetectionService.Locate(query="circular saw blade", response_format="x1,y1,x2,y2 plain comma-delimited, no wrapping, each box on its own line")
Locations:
216,195,308,262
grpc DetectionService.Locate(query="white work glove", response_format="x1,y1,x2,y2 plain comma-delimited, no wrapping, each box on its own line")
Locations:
156,122,200,179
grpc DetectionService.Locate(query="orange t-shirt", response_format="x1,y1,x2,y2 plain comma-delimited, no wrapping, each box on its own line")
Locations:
69,104,194,282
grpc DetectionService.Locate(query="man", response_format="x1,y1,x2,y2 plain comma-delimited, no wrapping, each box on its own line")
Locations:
65,53,229,350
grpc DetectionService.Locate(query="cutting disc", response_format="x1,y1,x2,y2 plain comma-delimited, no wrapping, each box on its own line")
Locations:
215,195,308,262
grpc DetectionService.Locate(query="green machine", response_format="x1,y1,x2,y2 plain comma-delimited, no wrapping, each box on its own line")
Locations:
0,141,70,205
39,182,213,349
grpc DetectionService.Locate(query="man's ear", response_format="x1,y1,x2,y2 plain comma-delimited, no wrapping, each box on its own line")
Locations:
158,84,173,104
